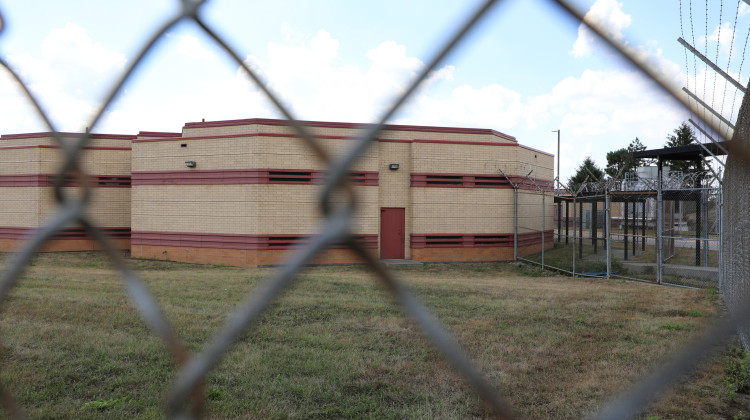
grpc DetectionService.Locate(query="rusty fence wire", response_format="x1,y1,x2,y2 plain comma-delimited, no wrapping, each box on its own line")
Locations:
1,0,749,419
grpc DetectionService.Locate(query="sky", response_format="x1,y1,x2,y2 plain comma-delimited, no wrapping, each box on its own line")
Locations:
0,0,747,182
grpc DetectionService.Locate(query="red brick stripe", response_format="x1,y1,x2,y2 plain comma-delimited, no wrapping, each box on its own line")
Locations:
0,145,131,151
181,117,517,141
0,174,131,187
133,131,520,148
0,227,130,240
0,132,135,140
410,173,553,191
131,169,378,186
410,231,553,248
131,231,377,250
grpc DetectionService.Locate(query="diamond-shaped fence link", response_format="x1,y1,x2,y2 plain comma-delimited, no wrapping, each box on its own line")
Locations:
0,0,749,419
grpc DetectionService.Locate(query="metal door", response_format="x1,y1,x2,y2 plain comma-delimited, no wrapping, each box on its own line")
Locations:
380,208,405,259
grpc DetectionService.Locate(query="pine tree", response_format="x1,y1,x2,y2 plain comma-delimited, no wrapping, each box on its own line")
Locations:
605,137,650,178
664,122,697,173
568,157,604,192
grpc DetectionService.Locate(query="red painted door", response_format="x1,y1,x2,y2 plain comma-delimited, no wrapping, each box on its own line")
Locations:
380,208,405,259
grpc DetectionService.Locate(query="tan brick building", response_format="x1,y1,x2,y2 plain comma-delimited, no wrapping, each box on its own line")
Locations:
0,132,133,251
130,118,554,266
1,119,554,266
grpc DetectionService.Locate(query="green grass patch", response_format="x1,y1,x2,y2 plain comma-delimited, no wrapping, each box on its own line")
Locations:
0,252,735,418
661,322,689,331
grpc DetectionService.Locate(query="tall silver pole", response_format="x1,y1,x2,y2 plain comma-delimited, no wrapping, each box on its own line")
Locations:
552,130,560,184
557,130,561,183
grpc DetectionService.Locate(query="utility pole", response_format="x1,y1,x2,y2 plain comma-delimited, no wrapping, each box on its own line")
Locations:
552,130,560,184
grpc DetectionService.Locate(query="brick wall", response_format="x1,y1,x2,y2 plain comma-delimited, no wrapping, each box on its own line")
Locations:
0,132,132,252
131,119,556,266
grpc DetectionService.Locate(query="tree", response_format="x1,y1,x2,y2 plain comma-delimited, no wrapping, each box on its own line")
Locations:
664,122,698,173
567,157,605,192
604,137,651,178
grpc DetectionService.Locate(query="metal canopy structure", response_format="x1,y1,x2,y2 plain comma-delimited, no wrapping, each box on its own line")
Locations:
551,142,726,285
632,142,729,161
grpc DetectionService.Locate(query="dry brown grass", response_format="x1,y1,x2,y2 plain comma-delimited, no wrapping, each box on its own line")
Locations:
0,252,741,418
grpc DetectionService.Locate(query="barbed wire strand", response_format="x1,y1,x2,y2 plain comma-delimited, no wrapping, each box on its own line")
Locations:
709,0,722,129
680,0,696,135
726,11,750,139
717,0,738,127
704,0,712,130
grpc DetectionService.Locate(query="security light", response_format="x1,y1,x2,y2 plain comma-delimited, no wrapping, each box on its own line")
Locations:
185,161,197,168
389,163,399,170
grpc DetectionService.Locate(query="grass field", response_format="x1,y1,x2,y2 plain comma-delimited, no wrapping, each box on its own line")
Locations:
0,252,745,418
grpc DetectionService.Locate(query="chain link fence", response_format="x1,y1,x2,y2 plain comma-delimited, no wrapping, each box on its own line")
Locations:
527,182,721,288
660,186,721,288
1,0,750,419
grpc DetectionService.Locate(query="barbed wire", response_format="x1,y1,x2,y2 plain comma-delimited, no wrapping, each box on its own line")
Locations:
726,10,750,139
709,0,723,135
717,0,739,129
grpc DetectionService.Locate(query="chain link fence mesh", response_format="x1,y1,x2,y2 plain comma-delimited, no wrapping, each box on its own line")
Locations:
0,0,749,418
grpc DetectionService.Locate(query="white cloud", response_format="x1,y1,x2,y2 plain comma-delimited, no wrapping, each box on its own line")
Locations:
99,30,451,132
174,34,215,60
404,83,524,130
571,0,632,58
740,3,750,17
0,21,709,184
698,22,735,55
1,23,126,133
249,31,448,122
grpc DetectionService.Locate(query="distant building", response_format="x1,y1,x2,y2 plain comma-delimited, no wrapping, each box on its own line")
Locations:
0,118,554,266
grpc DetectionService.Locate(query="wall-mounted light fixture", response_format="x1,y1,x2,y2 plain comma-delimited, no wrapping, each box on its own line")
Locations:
389,163,399,170
185,161,197,168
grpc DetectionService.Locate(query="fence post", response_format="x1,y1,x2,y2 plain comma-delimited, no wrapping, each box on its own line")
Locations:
542,189,545,270
606,191,611,278
718,188,723,290
579,200,584,261
514,187,518,261
703,189,708,267
641,200,646,251
657,158,663,284
572,196,577,276
557,197,561,243
624,199,629,260
565,200,569,245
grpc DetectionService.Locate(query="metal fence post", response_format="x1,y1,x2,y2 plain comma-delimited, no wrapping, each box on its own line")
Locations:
657,158,663,284
572,196,577,276
718,188,723,290
514,187,518,261
542,189,545,270
703,189,708,267
606,191,611,278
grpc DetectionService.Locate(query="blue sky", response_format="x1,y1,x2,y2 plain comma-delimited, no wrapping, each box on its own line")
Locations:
0,0,746,182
